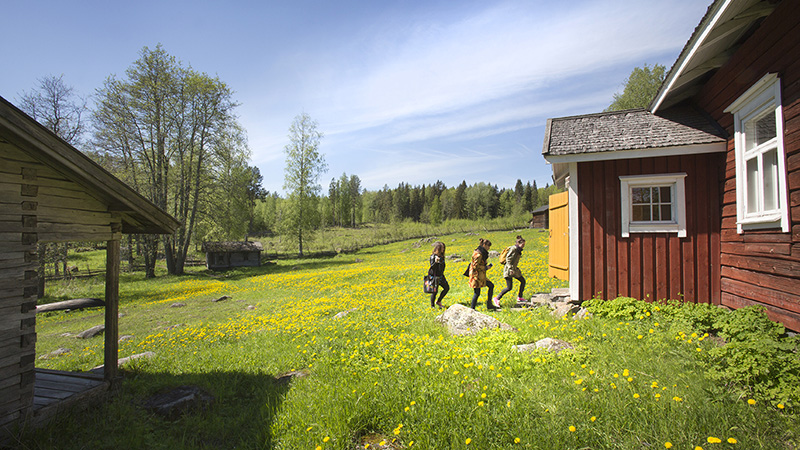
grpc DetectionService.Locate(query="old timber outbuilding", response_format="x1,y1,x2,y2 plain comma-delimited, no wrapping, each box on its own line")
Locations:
543,0,800,330
0,95,179,433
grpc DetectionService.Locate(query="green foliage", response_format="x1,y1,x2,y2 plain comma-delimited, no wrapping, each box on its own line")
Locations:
587,298,800,406
606,63,666,111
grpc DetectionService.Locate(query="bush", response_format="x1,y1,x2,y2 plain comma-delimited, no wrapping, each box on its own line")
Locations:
586,298,800,405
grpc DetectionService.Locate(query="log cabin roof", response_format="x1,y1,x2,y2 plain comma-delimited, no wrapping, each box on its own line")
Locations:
202,241,263,253
0,95,179,235
542,106,726,157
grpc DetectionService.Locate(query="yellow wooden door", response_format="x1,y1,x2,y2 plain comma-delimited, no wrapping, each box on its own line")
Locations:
548,191,569,280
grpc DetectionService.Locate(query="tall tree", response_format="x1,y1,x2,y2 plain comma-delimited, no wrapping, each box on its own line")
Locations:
18,74,88,296
93,45,244,276
348,174,362,227
19,74,88,147
606,63,666,111
283,113,327,256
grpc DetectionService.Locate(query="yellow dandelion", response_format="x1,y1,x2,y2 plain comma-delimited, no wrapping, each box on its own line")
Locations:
727,437,737,444
590,416,596,422
707,437,721,443
777,403,784,409
633,393,640,399
569,426,576,432
466,438,472,445
323,436,330,442
665,443,673,449
747,398,756,405
514,437,520,444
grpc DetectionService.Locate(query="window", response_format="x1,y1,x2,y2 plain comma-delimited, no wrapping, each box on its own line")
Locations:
724,73,789,233
620,173,687,238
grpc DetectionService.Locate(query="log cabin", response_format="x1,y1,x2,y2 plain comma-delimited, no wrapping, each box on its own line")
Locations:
202,241,263,270
542,0,800,330
0,95,179,433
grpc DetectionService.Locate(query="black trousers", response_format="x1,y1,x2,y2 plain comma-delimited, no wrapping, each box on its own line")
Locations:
430,276,450,307
470,279,494,309
497,275,526,300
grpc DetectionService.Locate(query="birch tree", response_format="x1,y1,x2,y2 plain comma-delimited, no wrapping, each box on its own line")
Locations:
283,113,326,256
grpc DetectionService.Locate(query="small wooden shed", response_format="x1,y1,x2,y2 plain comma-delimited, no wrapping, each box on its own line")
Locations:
0,95,179,432
529,204,549,229
202,241,263,270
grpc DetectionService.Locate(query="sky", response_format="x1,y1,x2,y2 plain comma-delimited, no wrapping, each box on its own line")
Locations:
0,0,711,194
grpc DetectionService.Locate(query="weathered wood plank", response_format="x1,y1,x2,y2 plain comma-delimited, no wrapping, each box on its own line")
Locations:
721,266,800,298
105,235,121,382
721,252,800,279
721,241,793,256
722,293,800,333
721,277,800,312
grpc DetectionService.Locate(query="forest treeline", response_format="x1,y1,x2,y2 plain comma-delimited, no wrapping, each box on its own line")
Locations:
254,177,560,238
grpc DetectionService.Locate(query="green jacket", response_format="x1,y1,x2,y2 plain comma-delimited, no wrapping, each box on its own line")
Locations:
502,245,523,278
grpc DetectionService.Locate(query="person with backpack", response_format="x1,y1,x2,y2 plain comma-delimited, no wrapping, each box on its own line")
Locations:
468,238,497,310
492,235,526,307
428,241,449,309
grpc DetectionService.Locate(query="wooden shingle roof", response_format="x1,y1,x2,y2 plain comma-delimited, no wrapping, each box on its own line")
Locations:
202,241,263,253
542,106,726,157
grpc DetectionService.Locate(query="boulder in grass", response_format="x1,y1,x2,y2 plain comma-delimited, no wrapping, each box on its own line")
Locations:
212,295,230,303
334,308,357,319
435,304,517,336
143,385,214,420
39,348,71,360
77,324,105,339
170,302,186,308
534,338,574,354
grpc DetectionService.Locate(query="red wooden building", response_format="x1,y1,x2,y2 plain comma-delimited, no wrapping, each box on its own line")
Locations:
543,0,800,330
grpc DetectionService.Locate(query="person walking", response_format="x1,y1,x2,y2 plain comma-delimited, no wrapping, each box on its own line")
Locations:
468,238,497,310
428,241,449,309
493,235,526,307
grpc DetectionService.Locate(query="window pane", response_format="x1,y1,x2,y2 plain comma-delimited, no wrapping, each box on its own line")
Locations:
756,113,776,144
660,186,671,203
660,205,672,221
632,187,649,204
763,149,778,211
745,112,777,150
632,205,650,221
652,187,660,203
746,157,759,213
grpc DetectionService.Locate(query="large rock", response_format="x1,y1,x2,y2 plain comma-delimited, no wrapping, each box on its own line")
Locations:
513,338,574,355
435,304,517,336
143,385,214,420
39,348,71,360
551,302,581,317
77,324,105,339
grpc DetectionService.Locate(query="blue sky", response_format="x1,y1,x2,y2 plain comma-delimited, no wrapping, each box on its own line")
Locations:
1,1,710,194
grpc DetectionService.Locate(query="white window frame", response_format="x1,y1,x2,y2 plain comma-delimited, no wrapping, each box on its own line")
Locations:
724,73,790,233
620,173,687,238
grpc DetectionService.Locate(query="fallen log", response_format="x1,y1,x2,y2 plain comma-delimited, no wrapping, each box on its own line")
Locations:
36,298,105,313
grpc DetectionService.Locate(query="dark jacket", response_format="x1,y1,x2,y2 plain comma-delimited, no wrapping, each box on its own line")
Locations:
429,254,446,277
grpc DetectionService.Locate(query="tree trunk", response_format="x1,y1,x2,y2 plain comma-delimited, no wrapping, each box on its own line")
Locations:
299,228,304,257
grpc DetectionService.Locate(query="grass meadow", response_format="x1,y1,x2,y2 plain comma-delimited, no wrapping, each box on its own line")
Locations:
18,229,799,449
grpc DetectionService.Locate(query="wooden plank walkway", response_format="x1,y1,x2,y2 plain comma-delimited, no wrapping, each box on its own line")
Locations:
32,369,110,426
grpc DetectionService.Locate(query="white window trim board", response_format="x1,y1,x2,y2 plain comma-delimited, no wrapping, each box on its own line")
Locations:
619,173,687,238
